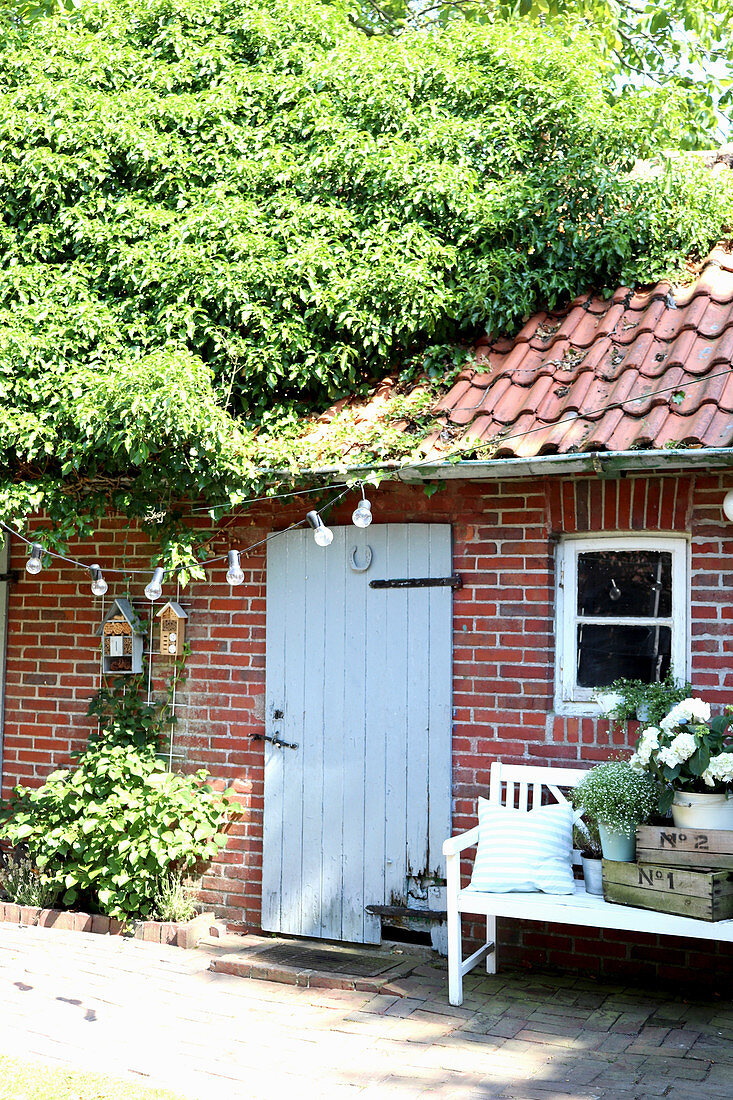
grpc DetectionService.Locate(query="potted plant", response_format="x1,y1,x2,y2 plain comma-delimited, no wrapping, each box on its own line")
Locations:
629,698,733,827
573,818,603,895
572,761,658,861
595,672,692,727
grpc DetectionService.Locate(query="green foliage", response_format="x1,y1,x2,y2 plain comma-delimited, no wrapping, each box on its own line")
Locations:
340,0,732,149
0,0,731,558
0,684,231,921
87,678,175,751
572,817,602,858
632,700,733,813
153,869,198,922
598,671,693,727
573,760,659,831
0,853,61,907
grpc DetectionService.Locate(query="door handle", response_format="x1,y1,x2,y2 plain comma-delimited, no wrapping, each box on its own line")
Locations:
251,733,299,750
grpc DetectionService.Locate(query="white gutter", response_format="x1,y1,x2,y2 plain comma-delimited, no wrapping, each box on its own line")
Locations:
282,449,733,483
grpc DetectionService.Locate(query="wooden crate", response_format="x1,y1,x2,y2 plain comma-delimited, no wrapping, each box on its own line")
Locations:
602,860,733,922
636,825,733,870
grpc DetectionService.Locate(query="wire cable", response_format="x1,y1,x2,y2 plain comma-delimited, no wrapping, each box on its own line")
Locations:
0,487,351,581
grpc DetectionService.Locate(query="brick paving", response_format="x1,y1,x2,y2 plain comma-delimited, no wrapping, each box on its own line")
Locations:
0,924,731,1099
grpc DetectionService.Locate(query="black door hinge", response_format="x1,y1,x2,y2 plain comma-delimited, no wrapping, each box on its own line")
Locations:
369,573,462,590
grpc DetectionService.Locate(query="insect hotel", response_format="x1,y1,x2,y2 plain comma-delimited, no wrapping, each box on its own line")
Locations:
96,599,145,675
156,601,187,656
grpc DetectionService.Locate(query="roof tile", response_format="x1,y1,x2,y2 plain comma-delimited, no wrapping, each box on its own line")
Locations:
434,243,733,456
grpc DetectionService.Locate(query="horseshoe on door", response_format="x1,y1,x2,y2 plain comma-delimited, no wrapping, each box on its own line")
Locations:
350,546,373,573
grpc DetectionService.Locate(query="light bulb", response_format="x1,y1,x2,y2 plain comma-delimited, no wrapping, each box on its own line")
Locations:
314,524,334,547
144,566,165,602
352,498,372,528
89,564,108,596
226,549,245,586
25,543,43,575
306,510,333,547
724,489,733,522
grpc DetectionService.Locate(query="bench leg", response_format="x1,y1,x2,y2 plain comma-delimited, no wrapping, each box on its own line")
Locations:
486,915,497,974
446,852,464,1006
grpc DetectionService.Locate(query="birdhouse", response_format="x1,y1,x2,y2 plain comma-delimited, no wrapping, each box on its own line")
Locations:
156,601,187,657
95,599,144,675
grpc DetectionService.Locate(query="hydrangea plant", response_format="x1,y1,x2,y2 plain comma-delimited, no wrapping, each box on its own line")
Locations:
630,698,733,814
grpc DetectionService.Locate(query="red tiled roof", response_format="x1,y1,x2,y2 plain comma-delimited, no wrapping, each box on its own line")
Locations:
430,245,733,459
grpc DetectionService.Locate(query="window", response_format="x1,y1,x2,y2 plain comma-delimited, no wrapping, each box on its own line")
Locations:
555,537,688,713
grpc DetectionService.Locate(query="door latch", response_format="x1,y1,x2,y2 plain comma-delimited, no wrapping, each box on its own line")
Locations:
251,733,298,750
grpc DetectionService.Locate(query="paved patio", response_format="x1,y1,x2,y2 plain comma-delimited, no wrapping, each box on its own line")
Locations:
0,924,731,1100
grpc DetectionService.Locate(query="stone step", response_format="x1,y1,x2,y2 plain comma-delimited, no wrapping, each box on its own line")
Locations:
206,933,422,995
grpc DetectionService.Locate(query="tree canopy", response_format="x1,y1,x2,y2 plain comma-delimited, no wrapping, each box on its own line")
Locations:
0,0,731,563
343,0,733,150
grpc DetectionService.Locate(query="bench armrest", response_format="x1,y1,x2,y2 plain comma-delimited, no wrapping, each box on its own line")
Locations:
443,826,480,857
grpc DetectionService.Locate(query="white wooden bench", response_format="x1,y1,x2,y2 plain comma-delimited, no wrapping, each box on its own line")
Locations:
443,761,733,1005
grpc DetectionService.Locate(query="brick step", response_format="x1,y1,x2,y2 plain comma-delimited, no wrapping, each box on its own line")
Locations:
207,933,422,995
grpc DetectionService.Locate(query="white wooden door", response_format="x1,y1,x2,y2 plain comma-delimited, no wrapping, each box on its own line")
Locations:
263,523,452,944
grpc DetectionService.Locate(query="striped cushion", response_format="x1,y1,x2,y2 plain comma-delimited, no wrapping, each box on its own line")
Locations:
469,798,574,894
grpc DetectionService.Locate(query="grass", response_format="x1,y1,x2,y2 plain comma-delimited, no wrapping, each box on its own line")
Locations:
0,1057,187,1100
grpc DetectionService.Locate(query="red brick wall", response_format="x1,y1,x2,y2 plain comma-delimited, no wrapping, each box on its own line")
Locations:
2,469,733,984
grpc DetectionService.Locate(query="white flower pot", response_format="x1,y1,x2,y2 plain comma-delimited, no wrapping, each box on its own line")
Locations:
596,691,625,718
671,791,733,831
635,702,652,723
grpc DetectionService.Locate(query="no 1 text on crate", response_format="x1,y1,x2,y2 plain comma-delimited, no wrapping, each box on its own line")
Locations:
602,860,733,922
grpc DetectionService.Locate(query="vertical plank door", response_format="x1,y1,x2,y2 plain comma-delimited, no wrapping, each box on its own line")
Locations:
262,523,451,944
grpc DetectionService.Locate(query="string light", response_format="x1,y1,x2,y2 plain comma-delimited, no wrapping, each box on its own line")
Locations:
144,566,165,602
3,485,352,585
226,550,245,586
25,544,43,575
306,510,334,547
351,488,372,528
89,564,108,596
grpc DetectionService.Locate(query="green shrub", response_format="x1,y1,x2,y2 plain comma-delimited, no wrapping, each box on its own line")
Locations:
153,870,199,923
0,854,60,908
0,682,232,922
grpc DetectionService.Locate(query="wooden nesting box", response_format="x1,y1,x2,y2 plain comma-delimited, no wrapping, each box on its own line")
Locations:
156,600,187,656
95,599,144,675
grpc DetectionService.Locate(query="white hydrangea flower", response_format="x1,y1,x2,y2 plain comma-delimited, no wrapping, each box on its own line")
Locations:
658,732,698,769
668,732,698,763
701,752,733,788
661,698,710,730
628,753,644,772
660,709,679,732
683,698,711,724
637,726,660,766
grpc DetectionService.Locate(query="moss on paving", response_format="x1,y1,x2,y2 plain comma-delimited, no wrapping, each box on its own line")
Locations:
0,1056,185,1100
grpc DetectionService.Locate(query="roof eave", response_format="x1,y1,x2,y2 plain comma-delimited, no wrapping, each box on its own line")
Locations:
278,448,733,483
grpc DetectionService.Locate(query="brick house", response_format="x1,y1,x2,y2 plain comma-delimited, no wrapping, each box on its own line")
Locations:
2,244,733,986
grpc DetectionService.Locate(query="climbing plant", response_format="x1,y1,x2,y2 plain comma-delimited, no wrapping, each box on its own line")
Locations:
1,0,731,563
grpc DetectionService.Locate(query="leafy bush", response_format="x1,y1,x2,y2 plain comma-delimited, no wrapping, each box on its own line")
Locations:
0,683,232,922
0,854,60,908
573,761,659,832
